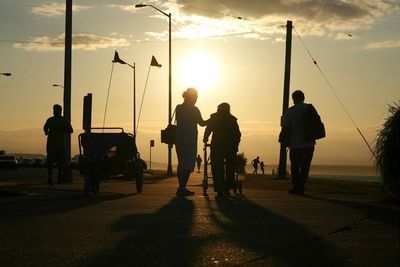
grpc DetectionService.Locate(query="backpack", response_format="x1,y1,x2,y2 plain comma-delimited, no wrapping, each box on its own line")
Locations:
303,104,326,141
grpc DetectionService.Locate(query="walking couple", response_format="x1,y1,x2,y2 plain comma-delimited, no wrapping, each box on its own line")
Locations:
174,88,241,197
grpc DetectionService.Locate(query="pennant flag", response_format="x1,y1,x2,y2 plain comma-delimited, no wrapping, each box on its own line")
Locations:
150,55,162,67
112,50,126,65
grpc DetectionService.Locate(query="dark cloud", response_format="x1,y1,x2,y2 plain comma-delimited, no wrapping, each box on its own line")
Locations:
166,0,397,37
175,0,391,23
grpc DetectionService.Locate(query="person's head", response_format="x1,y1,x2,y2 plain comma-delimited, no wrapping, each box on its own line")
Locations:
217,102,230,115
292,90,305,104
53,104,62,117
182,88,198,105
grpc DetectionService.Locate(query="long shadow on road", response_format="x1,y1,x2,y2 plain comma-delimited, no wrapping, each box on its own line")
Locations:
84,195,352,267
85,197,196,267
0,192,132,221
205,195,351,266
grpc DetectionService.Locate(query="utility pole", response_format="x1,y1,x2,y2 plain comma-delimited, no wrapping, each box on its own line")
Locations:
278,20,293,179
63,0,73,183
167,12,173,175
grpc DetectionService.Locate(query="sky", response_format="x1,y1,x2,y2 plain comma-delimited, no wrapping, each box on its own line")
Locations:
0,0,399,167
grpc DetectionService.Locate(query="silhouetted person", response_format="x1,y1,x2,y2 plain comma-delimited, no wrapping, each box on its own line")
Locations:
196,154,202,173
281,90,316,195
260,161,265,175
175,88,207,196
203,103,241,197
251,156,260,174
43,104,73,185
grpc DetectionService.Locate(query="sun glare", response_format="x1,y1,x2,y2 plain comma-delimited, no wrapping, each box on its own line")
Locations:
178,51,220,92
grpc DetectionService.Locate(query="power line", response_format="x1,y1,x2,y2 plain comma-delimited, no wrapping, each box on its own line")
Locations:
0,31,253,46
293,27,377,160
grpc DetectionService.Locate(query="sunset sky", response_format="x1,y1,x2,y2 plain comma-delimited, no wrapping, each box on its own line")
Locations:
0,0,399,167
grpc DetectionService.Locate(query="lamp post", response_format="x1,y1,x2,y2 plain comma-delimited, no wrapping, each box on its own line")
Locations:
0,73,12,76
63,0,73,183
112,51,137,137
135,3,173,175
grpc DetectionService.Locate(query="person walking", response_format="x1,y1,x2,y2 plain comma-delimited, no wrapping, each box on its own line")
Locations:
196,154,202,173
260,161,265,175
280,90,319,195
251,156,260,174
43,104,73,185
175,88,207,196
203,103,241,197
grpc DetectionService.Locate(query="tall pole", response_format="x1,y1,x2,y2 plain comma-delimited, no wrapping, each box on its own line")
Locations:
63,0,73,183
167,13,173,175
133,62,136,137
278,20,292,179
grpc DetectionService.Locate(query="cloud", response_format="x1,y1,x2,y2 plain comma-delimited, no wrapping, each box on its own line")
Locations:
128,0,398,40
31,3,90,17
13,33,130,51
108,4,137,13
366,39,400,49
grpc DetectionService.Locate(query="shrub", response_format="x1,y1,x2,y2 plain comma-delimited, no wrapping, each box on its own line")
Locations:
236,152,247,174
375,101,400,199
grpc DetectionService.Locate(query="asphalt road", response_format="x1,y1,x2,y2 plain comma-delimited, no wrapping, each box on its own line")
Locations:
0,168,398,267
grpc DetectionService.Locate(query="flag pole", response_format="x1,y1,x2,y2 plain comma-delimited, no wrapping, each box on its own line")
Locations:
136,64,152,135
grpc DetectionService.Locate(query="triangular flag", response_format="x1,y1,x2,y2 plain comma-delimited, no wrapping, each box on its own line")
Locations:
150,55,162,67
112,50,126,65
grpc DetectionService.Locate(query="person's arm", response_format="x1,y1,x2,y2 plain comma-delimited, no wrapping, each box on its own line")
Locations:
203,116,213,143
203,125,212,144
68,123,73,134
196,107,207,127
279,110,291,145
43,119,49,136
233,120,241,152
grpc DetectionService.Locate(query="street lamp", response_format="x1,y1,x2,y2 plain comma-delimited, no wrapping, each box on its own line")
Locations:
0,73,12,76
135,2,173,175
112,51,137,137
53,84,64,104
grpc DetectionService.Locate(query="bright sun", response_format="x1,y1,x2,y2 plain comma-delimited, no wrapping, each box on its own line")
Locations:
178,51,220,92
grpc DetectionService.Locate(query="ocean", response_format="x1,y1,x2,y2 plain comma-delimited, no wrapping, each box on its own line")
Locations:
248,164,381,182
147,161,381,183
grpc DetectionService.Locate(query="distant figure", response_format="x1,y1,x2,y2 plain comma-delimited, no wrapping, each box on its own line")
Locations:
175,88,207,196
280,90,318,195
260,161,265,175
251,156,260,174
203,103,241,197
196,154,202,173
43,104,73,185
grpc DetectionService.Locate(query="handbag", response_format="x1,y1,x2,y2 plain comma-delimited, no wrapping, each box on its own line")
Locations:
161,108,177,145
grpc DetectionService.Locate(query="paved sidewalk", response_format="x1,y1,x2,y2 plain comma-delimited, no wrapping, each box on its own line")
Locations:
0,169,398,267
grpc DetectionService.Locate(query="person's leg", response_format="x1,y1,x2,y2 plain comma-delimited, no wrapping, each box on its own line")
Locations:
225,152,236,194
56,161,64,184
211,148,224,194
175,144,185,190
182,169,191,188
47,159,54,185
289,148,301,193
299,147,314,192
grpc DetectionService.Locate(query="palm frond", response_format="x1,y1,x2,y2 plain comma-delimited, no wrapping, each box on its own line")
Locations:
375,101,400,191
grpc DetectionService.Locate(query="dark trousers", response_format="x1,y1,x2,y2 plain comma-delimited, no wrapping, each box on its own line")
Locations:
210,148,236,192
289,147,314,192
